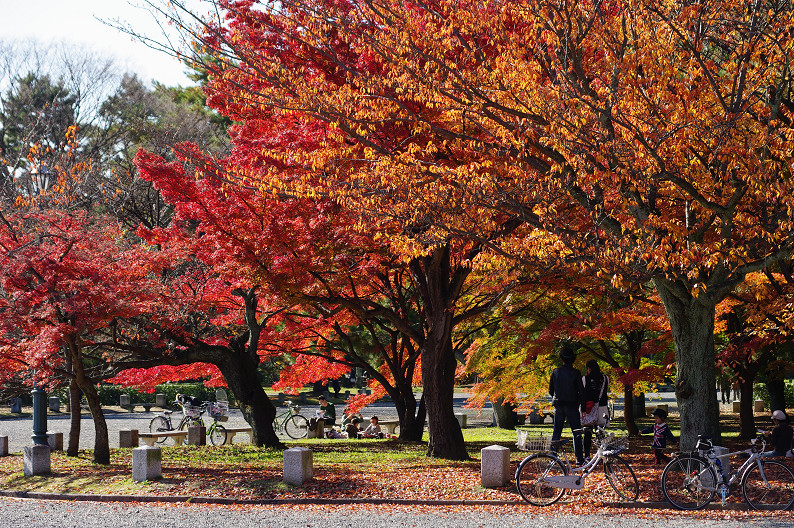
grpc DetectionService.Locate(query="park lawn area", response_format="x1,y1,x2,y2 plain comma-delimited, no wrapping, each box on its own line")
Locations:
0,416,780,518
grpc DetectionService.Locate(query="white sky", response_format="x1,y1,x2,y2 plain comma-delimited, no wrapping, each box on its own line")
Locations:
0,0,195,87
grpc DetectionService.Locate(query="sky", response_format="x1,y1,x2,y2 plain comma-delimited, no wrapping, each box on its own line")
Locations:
0,0,196,87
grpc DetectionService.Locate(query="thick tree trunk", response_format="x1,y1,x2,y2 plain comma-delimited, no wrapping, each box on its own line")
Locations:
738,377,756,440
217,354,280,448
389,384,423,441
67,380,82,457
766,378,786,412
655,279,720,449
492,398,517,430
623,384,639,436
79,381,110,464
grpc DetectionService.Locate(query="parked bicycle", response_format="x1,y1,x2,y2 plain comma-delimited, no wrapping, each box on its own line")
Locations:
149,398,228,446
273,400,309,439
661,433,794,510
515,426,639,505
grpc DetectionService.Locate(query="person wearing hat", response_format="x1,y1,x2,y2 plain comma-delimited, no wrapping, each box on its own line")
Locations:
640,407,677,464
548,343,587,465
762,410,793,458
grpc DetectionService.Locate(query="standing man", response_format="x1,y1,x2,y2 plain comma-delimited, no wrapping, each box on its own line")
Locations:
549,343,586,465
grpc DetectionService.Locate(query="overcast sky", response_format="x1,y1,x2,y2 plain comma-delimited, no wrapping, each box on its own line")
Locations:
1,0,196,87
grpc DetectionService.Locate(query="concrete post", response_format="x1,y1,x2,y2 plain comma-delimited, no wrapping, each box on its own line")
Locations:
187,425,206,445
132,446,162,481
23,444,51,476
0,436,8,456
48,397,60,413
455,413,468,429
46,432,63,451
119,429,139,448
155,394,167,408
754,400,765,412
283,447,312,486
119,394,131,410
732,401,742,413
481,445,510,487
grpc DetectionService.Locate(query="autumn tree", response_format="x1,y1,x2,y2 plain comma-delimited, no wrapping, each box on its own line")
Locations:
133,0,794,447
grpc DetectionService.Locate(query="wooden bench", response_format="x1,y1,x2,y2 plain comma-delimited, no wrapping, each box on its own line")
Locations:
223,427,252,444
139,431,188,446
378,420,400,435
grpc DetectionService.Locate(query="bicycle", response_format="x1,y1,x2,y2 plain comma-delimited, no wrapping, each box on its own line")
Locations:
149,399,228,446
272,400,309,439
661,433,794,510
515,426,639,505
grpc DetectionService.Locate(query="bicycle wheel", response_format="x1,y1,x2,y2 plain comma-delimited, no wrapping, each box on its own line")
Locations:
604,455,639,502
661,454,717,510
209,423,228,446
741,459,794,510
149,416,171,444
285,415,310,439
515,453,568,506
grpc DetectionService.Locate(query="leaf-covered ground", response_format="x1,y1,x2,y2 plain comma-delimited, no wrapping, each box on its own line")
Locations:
0,435,790,521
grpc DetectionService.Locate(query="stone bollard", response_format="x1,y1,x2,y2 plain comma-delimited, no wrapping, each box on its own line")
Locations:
155,393,167,408
119,429,139,448
23,444,51,476
132,446,161,482
48,396,60,412
47,432,63,451
481,445,510,487
754,400,765,412
732,401,741,413
699,445,730,474
455,413,468,429
0,436,8,456
283,447,312,486
188,425,206,445
278,393,285,405
119,394,131,410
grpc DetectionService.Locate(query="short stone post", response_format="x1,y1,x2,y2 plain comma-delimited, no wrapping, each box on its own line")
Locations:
188,425,206,445
712,446,730,473
23,444,51,476
47,432,63,451
0,436,8,456
283,447,312,486
132,445,161,482
278,393,285,405
48,396,60,412
119,394,131,410
155,394,167,408
481,445,510,487
119,429,139,448
299,392,307,404
9,397,22,413
455,413,468,429
754,400,765,412
732,401,741,413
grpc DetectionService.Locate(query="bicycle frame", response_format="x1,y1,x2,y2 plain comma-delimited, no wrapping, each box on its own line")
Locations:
544,428,624,490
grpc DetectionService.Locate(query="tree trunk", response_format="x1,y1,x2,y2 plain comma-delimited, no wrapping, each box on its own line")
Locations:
67,379,82,457
414,246,468,460
738,377,756,439
623,384,639,436
492,398,517,430
217,354,280,448
78,379,110,464
654,279,720,449
389,383,423,441
766,378,786,412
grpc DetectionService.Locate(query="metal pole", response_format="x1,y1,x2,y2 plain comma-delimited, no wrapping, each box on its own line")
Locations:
31,385,48,445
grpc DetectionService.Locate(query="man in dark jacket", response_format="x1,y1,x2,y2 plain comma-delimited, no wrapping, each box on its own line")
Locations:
549,344,586,465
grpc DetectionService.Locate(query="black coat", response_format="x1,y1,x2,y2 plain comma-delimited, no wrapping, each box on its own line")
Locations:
583,373,609,406
549,364,586,410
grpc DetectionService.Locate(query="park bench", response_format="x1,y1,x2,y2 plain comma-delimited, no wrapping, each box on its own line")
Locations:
377,420,400,435
223,427,252,444
138,431,188,446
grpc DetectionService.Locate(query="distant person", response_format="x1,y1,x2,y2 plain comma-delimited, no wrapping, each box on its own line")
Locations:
549,343,586,465
345,417,362,439
762,410,793,458
318,395,336,426
581,359,609,459
361,416,382,438
640,408,677,465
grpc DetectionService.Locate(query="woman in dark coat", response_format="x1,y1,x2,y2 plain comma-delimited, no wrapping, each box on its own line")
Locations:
582,359,609,459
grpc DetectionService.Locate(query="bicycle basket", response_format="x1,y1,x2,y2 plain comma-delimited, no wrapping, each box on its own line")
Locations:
182,403,201,419
291,405,301,415
209,401,229,421
596,433,628,453
517,430,551,452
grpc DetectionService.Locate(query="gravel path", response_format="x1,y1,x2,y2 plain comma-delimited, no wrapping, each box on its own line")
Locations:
0,498,786,528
